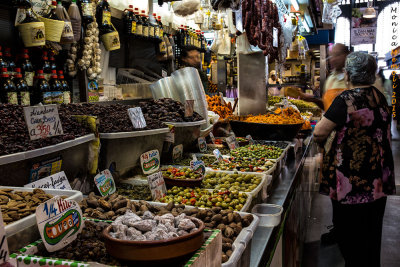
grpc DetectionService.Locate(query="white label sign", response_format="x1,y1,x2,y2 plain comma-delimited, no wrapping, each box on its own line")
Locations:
147,171,167,201
36,196,84,252
273,27,278,48
140,150,160,174
190,160,206,178
198,137,207,153
0,209,9,264
226,135,238,150
213,149,223,162
25,171,72,190
172,144,183,162
164,124,175,143
23,105,64,140
209,132,216,144
94,169,116,197
128,107,147,129
246,135,255,145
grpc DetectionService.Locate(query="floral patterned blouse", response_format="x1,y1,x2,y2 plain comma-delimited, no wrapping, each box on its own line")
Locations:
320,86,396,204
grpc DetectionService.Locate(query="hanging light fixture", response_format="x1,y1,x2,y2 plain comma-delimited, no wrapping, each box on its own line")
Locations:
363,1,376,18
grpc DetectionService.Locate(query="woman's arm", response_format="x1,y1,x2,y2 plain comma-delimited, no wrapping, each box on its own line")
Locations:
313,117,337,144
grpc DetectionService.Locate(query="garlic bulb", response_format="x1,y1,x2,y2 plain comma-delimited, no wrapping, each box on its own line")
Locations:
77,20,102,78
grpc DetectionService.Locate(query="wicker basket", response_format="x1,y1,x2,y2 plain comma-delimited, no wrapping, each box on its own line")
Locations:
17,22,46,47
39,16,65,42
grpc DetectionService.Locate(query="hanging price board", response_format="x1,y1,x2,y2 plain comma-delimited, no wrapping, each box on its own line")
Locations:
36,196,83,252
23,105,64,140
246,135,255,145
164,124,175,143
0,209,9,264
94,169,116,197
140,150,160,174
226,135,239,150
172,144,183,162
147,171,167,201
25,171,72,190
198,137,207,153
213,149,223,162
209,132,216,144
185,100,195,117
128,107,147,129
190,160,206,178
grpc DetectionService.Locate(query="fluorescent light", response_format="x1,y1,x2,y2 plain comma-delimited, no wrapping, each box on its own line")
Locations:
291,0,299,11
303,19,310,32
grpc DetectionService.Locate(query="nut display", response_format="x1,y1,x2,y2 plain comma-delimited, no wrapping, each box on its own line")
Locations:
230,145,284,159
0,104,91,156
202,172,262,192
237,107,304,124
37,220,121,265
0,188,54,225
117,183,152,201
206,95,233,120
162,167,202,180
160,187,248,211
109,210,200,241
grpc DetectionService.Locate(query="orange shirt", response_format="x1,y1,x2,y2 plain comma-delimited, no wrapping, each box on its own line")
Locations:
322,71,347,111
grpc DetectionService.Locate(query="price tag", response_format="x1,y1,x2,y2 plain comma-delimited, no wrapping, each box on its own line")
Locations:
273,27,278,48
140,150,160,174
23,105,64,140
185,100,194,117
213,149,223,162
226,135,238,150
147,171,166,201
198,137,207,153
164,124,175,143
128,107,147,129
246,135,255,145
190,160,206,178
94,169,116,197
0,209,9,264
29,156,62,183
25,171,72,190
209,132,216,144
36,196,83,252
172,144,183,162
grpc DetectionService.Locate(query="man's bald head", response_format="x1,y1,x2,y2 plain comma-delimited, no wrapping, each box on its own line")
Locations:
329,43,350,72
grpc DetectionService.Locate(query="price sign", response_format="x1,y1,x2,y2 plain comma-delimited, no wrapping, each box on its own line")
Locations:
246,135,255,145
273,27,278,48
172,144,183,162
94,169,116,197
128,107,147,129
0,209,9,264
213,149,223,162
185,100,195,117
140,150,160,174
190,160,206,178
147,171,166,201
198,137,207,153
226,135,238,150
36,196,83,252
25,171,72,190
209,132,216,144
23,105,64,140
29,156,62,183
164,124,175,143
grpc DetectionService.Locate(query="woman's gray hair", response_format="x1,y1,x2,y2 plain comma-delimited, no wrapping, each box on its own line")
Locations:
344,52,377,86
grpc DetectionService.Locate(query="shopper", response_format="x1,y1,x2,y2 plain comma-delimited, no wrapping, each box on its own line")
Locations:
180,45,208,92
313,52,396,267
268,70,282,96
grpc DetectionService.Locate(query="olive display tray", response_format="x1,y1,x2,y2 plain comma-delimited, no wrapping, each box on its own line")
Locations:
140,201,260,267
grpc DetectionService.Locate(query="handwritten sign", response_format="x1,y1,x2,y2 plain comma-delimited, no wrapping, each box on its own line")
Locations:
25,171,72,190
246,135,255,145
140,150,160,174
213,149,223,162
185,100,194,117
172,144,183,162
226,135,238,150
164,124,175,143
128,107,147,129
23,105,64,140
351,8,377,45
0,209,9,264
198,137,207,153
94,169,116,197
147,171,166,201
209,132,216,144
36,196,83,252
190,160,206,178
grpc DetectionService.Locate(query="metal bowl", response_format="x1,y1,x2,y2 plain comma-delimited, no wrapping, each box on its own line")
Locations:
103,217,205,261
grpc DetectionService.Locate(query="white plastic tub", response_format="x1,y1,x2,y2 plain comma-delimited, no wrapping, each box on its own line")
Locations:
251,204,283,227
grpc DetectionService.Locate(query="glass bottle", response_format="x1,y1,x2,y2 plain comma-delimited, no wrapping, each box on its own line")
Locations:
141,10,149,39
41,51,51,81
68,0,82,42
13,68,30,106
49,70,63,104
148,13,155,39
79,0,94,24
152,13,159,39
135,8,142,37
19,49,34,87
33,70,50,105
58,70,71,104
0,68,17,104
44,1,61,20
97,0,113,35
157,16,163,39
123,5,134,35
0,48,7,70
49,53,57,73
4,48,16,76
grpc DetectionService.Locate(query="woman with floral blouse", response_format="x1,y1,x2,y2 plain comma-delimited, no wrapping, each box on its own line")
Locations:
313,52,395,267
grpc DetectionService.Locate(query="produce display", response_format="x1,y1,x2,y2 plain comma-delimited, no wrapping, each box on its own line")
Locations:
289,99,318,109
162,166,203,180
109,210,200,241
230,145,284,159
117,183,152,201
202,172,262,193
160,187,248,211
172,156,193,166
257,141,289,149
204,156,275,172
206,95,233,120
268,96,282,106
0,104,91,156
37,220,121,265
206,147,231,155
239,107,304,124
0,188,55,224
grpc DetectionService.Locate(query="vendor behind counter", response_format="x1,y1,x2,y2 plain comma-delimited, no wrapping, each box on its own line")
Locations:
268,70,282,96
